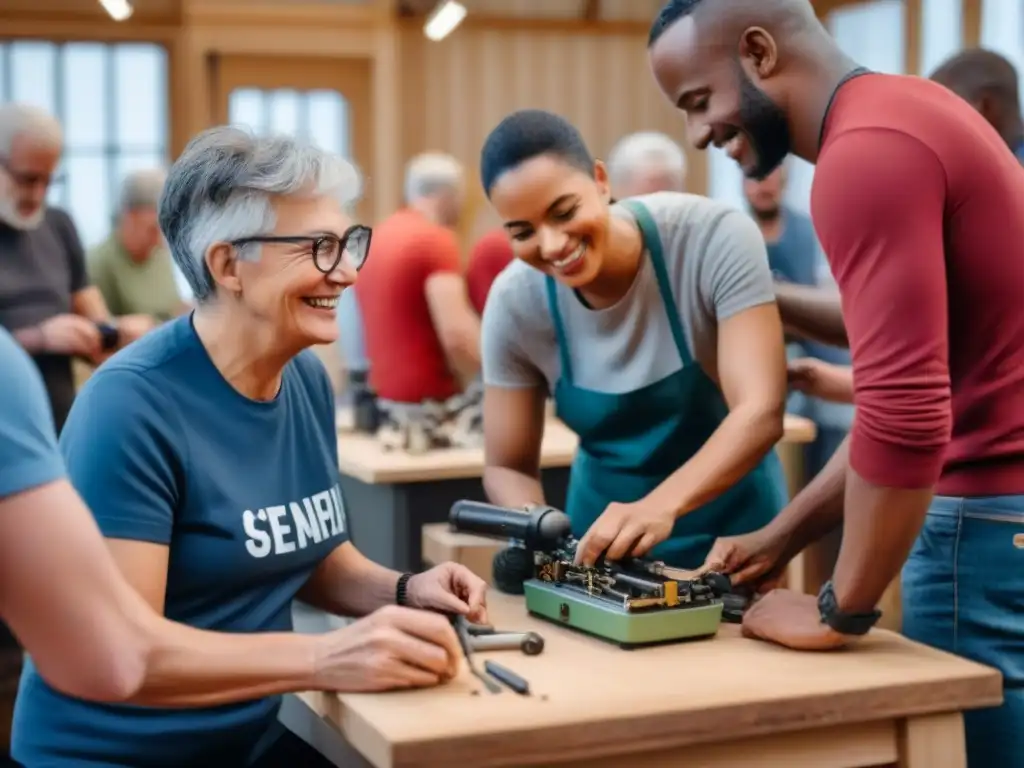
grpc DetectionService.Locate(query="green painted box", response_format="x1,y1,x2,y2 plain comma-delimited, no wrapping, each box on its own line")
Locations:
523,578,723,648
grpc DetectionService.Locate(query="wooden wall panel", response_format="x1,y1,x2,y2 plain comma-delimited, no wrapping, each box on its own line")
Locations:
398,22,706,242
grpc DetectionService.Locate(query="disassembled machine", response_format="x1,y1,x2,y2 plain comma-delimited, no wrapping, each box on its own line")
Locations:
448,501,749,648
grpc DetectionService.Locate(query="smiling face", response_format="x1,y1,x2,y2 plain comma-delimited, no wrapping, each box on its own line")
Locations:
488,154,612,288
649,15,792,180
212,193,357,350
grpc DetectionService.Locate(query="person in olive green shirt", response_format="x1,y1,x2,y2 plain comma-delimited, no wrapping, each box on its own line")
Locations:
88,169,189,324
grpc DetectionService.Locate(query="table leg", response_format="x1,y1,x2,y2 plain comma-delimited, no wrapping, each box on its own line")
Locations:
896,712,966,768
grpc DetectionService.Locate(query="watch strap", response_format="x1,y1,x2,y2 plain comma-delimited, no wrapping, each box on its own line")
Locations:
817,579,881,636
395,572,414,606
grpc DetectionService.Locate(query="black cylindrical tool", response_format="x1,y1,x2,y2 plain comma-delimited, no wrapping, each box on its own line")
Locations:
483,661,530,695
449,501,571,550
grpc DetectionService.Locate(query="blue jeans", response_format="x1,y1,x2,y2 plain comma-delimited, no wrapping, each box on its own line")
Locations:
901,495,1024,768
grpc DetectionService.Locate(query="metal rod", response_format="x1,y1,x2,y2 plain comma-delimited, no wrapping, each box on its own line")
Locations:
484,661,530,696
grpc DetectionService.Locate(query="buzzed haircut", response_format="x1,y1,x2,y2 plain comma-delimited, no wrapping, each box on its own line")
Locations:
649,0,707,47
930,48,1020,109
479,109,594,196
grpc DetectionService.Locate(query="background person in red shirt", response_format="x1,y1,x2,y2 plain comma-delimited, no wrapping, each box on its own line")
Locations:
648,1,1024,763
465,228,513,317
356,153,481,404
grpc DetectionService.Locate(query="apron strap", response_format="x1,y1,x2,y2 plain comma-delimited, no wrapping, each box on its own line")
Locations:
618,200,694,367
544,275,575,384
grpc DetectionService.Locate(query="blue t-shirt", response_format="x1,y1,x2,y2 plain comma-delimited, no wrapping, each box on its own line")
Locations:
11,315,350,767
765,207,820,288
0,326,65,499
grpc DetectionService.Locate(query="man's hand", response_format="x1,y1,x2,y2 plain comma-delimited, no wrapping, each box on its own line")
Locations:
38,314,102,358
575,500,676,566
702,527,791,592
741,589,850,650
787,358,854,403
406,563,488,624
116,314,158,346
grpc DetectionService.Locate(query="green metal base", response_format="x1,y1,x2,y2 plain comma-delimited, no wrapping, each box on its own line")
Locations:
522,579,723,648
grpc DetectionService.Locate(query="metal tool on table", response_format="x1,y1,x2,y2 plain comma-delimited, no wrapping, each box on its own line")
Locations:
448,500,750,649
452,616,537,695
451,616,502,694
466,627,545,656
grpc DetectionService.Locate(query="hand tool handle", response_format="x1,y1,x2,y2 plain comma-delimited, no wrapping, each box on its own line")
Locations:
484,661,530,695
469,631,545,655
449,500,571,549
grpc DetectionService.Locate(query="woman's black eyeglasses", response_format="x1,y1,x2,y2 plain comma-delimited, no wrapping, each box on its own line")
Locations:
230,224,372,274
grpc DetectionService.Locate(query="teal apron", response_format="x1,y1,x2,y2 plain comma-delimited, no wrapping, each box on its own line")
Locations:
547,200,788,569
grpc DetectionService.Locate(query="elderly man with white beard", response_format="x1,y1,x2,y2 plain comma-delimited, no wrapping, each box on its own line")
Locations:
0,103,152,433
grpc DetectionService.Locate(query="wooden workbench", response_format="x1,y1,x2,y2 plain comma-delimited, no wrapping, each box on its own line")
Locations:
420,414,817,583
298,591,1001,768
338,419,577,573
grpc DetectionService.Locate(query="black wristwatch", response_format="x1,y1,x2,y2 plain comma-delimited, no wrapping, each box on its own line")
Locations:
395,572,414,606
817,579,881,636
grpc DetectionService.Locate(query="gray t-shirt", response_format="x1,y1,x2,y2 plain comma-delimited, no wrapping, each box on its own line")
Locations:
482,192,775,394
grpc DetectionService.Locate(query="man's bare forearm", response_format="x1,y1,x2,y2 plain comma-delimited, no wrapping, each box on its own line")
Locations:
767,436,850,561
831,471,932,613
775,282,849,348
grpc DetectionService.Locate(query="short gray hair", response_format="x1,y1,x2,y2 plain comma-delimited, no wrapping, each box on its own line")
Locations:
0,103,62,157
118,168,166,215
404,152,463,203
607,131,687,190
159,125,362,303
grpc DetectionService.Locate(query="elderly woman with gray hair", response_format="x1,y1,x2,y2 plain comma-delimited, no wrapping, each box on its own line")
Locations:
11,126,488,768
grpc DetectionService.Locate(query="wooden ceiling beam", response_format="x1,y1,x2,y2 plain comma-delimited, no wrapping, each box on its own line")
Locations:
583,0,601,22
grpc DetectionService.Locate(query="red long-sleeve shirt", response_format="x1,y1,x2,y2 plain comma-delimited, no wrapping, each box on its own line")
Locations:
812,73,1024,496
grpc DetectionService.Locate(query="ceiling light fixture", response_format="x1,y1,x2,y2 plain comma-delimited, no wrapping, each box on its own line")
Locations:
424,1,467,42
99,0,134,22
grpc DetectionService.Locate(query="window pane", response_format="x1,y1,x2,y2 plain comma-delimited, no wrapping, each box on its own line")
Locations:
114,44,167,149
268,89,302,138
63,44,108,149
307,90,348,156
66,154,112,249
47,170,66,209
229,88,266,134
11,41,57,114
921,0,963,76
831,0,905,75
116,153,167,188
981,0,1024,105
707,148,745,212
0,44,8,103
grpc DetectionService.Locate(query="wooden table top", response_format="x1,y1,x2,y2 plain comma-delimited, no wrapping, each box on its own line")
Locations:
302,591,1000,768
337,414,817,485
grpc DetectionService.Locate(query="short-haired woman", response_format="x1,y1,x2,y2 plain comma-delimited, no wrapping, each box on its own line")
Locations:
479,109,790,569
12,126,487,767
